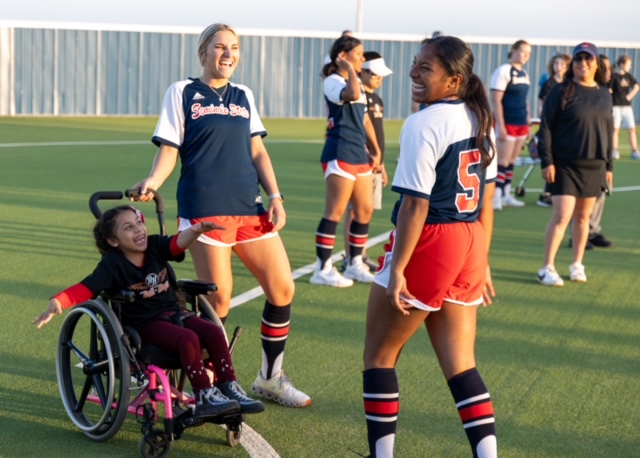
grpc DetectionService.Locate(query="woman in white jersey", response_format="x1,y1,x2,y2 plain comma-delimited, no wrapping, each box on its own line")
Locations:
133,23,310,408
362,36,498,458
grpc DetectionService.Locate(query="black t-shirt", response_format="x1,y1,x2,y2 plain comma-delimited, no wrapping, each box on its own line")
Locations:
609,72,638,106
365,90,385,162
80,235,184,330
538,77,559,102
538,82,613,171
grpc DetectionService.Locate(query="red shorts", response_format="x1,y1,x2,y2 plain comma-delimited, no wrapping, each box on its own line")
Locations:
178,214,277,247
322,159,372,181
496,123,529,140
374,222,487,310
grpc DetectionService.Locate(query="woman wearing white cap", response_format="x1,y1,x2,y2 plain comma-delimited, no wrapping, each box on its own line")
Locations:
537,42,613,286
341,51,393,271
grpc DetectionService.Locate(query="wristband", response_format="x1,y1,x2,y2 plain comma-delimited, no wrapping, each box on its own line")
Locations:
269,193,284,202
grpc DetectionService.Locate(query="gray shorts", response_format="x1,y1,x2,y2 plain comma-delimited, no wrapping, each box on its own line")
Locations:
612,106,635,129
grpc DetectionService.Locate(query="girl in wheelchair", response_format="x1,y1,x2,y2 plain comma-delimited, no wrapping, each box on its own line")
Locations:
33,205,264,418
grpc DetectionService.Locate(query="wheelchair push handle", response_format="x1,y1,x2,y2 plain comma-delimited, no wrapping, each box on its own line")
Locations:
88,189,167,236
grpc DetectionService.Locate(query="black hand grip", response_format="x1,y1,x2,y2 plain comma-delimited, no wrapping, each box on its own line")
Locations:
125,188,165,214
89,191,124,219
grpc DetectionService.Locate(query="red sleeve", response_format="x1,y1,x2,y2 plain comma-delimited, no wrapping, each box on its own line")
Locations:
53,283,95,309
170,234,186,257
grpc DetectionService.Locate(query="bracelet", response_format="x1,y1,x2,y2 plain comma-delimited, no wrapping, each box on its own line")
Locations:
269,193,284,202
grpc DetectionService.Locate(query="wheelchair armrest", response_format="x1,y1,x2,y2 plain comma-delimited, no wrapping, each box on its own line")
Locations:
177,279,218,296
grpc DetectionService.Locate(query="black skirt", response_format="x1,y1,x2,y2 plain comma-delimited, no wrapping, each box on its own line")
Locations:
548,159,607,198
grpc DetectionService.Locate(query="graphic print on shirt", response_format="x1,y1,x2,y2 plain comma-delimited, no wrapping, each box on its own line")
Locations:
129,268,170,299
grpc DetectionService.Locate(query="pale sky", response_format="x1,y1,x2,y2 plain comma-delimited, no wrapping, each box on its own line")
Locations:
3,0,640,45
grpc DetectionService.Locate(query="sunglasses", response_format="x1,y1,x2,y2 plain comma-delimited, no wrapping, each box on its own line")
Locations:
573,53,595,63
361,69,380,76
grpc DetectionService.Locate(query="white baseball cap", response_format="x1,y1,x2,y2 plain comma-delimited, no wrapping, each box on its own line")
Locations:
362,58,393,77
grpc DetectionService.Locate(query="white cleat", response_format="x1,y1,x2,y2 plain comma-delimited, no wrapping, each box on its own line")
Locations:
343,256,375,283
569,263,587,282
310,259,353,287
502,194,525,207
537,265,564,286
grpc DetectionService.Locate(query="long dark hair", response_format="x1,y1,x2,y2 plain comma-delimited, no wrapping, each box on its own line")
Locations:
560,55,609,110
425,36,495,168
93,205,139,256
322,35,362,77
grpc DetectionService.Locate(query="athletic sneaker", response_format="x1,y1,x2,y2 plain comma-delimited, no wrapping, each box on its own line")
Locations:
310,259,353,287
537,265,564,287
252,370,312,408
493,189,503,211
195,386,241,417
343,256,375,283
569,263,587,282
612,150,620,160
217,380,265,414
502,194,525,208
631,151,640,160
589,233,613,248
536,194,552,208
362,255,380,272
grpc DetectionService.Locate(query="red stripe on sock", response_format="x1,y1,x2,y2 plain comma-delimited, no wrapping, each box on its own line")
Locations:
261,323,290,337
364,399,399,415
316,236,335,246
459,401,494,422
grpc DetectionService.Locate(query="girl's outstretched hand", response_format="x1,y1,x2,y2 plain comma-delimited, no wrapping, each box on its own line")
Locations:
33,298,62,329
191,221,226,233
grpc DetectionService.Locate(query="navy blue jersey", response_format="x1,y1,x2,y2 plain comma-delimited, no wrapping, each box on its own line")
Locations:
490,64,530,126
321,74,369,165
80,235,184,330
391,100,497,225
152,79,267,219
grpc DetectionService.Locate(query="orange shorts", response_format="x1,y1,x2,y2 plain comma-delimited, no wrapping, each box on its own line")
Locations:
322,159,372,181
178,214,277,247
374,222,487,311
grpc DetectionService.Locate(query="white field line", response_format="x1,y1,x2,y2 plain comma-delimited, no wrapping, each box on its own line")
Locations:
0,139,335,148
230,230,391,308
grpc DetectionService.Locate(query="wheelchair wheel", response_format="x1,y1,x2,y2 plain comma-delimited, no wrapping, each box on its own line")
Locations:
197,294,228,345
56,299,131,442
139,429,171,458
226,423,242,447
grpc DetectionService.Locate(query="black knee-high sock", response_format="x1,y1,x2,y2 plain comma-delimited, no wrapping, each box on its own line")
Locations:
496,165,508,194
260,301,290,380
448,368,497,458
315,218,338,267
505,164,515,187
348,220,369,262
363,368,398,458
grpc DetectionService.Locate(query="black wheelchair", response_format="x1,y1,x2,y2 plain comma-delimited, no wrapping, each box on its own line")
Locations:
55,190,247,457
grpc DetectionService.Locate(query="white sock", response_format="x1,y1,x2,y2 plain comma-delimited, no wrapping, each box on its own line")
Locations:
476,435,497,458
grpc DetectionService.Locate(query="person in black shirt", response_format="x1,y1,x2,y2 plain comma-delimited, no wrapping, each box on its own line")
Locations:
536,53,571,208
610,54,640,159
536,43,613,287
33,205,264,417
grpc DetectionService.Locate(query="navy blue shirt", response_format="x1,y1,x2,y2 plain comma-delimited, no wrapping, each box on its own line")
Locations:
321,73,369,165
152,79,267,219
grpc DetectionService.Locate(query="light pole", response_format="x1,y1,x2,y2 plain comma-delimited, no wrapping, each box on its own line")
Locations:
356,0,364,33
